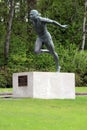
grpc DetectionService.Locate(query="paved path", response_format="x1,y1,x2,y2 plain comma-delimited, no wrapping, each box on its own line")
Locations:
0,92,13,98
76,92,87,96
0,92,87,98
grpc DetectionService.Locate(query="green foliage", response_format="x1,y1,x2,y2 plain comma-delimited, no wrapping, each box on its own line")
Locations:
74,51,87,86
56,44,87,86
0,68,12,88
0,0,87,87
0,71,7,88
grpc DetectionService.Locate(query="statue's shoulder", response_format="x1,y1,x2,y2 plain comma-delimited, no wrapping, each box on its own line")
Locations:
39,17,49,22
36,17,46,23
35,16,41,22
37,16,43,21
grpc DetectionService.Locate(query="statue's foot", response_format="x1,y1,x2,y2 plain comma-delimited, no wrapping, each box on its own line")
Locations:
57,66,61,72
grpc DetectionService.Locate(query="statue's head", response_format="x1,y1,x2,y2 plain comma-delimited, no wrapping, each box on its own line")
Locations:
30,10,41,20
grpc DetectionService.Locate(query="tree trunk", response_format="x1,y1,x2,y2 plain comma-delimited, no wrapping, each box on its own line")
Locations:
26,0,37,52
4,0,15,65
27,0,37,11
82,0,87,50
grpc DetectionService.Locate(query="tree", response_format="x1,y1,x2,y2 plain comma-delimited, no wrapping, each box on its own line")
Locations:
82,0,87,50
26,0,37,52
4,0,15,65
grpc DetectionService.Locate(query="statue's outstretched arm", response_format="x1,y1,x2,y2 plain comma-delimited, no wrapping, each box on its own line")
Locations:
52,20,67,28
40,17,67,28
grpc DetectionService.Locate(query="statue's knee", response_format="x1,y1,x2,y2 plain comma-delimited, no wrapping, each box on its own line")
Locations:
34,50,40,54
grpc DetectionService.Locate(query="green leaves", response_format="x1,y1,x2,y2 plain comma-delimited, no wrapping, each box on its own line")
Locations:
0,0,87,87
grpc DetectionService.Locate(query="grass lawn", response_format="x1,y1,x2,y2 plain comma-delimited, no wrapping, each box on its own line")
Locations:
0,96,87,130
75,87,87,92
0,88,12,92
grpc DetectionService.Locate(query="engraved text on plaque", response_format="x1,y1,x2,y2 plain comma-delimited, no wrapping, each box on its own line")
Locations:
18,75,27,87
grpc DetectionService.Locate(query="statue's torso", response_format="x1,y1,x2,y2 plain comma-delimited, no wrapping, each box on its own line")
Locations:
33,18,48,37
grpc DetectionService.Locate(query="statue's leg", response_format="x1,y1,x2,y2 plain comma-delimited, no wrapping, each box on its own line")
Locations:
45,37,61,72
34,38,42,54
41,49,50,53
34,37,50,54
52,52,61,72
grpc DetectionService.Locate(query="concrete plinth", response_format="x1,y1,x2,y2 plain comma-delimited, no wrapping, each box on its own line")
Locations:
13,72,75,99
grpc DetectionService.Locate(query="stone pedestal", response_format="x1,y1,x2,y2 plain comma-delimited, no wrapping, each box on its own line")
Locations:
13,72,75,99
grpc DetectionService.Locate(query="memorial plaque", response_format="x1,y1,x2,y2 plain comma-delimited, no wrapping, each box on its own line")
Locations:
18,75,27,87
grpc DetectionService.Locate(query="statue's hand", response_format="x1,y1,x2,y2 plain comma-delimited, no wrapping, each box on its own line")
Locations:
62,25,68,28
